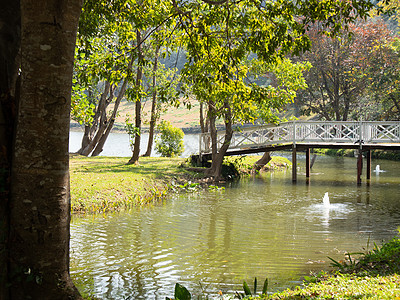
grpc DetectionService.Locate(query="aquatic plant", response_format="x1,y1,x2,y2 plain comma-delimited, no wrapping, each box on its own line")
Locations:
333,236,400,276
166,283,192,300
235,278,268,299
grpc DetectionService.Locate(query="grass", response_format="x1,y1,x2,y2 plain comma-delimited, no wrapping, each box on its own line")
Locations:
69,155,201,213
314,148,400,160
223,155,292,174
69,154,291,213
266,273,400,299
260,236,400,299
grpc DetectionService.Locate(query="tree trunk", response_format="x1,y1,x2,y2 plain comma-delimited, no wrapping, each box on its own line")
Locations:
200,102,206,133
77,81,112,155
143,44,160,157
0,1,20,298
91,53,136,157
8,1,82,299
128,29,144,164
206,99,233,180
253,152,272,171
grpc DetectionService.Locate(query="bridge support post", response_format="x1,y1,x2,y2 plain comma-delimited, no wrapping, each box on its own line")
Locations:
305,148,310,183
357,149,363,186
366,150,371,181
292,145,297,182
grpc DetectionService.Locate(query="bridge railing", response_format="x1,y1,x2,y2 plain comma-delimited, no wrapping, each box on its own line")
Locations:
199,121,400,154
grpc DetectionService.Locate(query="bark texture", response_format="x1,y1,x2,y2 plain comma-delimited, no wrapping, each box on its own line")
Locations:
253,152,272,171
9,1,82,298
0,1,20,298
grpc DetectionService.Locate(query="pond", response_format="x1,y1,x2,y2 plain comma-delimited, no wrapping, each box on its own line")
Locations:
70,153,400,299
69,131,199,158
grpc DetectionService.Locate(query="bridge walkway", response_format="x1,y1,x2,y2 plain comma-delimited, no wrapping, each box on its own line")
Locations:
198,121,400,184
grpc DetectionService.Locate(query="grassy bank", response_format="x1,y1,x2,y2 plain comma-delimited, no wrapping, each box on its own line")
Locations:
69,155,291,213
266,235,400,299
314,148,400,160
69,155,201,213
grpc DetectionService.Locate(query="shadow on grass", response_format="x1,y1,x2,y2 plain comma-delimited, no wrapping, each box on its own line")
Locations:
70,157,199,180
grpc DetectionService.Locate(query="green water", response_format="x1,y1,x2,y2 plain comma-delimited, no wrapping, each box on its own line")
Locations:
70,154,400,299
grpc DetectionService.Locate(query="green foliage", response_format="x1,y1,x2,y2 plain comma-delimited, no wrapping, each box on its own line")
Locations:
175,283,191,300
235,278,269,299
125,115,140,148
155,121,185,157
177,0,374,127
169,181,200,193
332,236,400,276
269,273,400,300
166,283,191,300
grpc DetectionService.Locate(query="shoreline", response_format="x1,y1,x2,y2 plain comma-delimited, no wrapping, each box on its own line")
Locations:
69,155,290,214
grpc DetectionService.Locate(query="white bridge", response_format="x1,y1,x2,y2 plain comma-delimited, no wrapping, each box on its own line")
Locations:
198,121,400,184
200,121,400,155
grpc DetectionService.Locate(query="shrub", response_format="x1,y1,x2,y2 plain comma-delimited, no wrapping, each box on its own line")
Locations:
155,121,184,157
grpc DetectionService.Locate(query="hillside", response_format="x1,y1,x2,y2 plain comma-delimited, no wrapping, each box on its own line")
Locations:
117,98,201,131
71,98,308,133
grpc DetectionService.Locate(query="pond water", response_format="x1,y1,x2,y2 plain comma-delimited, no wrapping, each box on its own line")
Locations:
70,154,400,299
69,131,199,157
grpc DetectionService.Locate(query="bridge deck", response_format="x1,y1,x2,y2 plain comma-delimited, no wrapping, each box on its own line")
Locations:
200,142,400,161
197,121,400,185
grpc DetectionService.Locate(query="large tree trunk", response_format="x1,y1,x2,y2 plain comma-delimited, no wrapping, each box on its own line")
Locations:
143,44,160,157
128,29,144,164
0,1,21,298
8,1,82,299
205,99,233,180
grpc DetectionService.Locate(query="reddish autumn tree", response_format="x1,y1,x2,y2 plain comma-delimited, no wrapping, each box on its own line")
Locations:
296,18,395,121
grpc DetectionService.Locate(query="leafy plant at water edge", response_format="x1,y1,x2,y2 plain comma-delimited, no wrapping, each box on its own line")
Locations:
328,235,400,276
328,252,365,272
169,181,200,193
208,185,225,192
166,283,191,300
235,277,268,299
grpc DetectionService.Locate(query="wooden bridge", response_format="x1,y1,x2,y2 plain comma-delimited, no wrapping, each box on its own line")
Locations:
199,121,400,184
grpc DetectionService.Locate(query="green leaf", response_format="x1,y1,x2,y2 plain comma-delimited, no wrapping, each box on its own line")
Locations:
243,281,252,296
262,278,268,295
174,283,191,300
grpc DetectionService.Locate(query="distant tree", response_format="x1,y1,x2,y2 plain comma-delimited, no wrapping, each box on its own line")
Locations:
296,18,395,121
74,0,178,158
155,120,185,157
367,1,400,120
142,35,181,157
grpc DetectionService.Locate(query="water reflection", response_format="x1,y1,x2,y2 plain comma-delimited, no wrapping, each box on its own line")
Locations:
70,155,400,299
